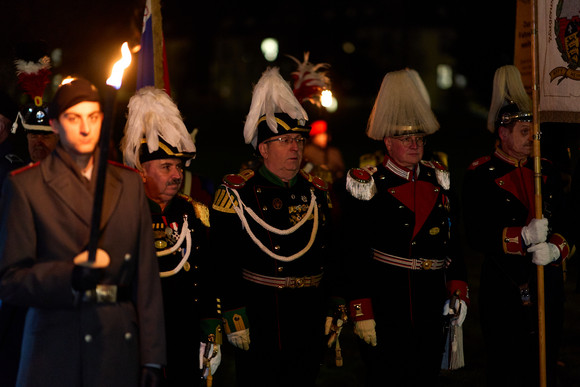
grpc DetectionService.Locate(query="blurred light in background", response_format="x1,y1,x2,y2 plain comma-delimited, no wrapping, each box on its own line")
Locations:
261,38,279,62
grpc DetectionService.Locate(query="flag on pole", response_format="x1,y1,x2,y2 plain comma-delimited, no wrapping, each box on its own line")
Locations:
137,0,171,95
516,0,580,123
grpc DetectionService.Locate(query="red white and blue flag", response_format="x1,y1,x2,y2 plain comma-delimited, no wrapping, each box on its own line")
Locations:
136,0,171,94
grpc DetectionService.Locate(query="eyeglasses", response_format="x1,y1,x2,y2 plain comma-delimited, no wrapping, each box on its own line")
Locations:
264,136,306,146
394,136,426,147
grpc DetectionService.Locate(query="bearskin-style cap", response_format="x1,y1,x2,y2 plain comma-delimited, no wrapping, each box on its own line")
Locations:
243,67,310,149
487,65,532,133
121,86,196,171
366,68,439,140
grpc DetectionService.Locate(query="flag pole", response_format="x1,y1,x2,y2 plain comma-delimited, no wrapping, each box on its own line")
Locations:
530,0,547,385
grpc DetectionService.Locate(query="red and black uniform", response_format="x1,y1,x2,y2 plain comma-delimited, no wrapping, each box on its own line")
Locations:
210,166,336,387
463,148,571,387
148,193,219,386
344,156,468,386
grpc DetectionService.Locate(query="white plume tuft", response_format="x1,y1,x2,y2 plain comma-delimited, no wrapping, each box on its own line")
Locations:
243,67,308,148
367,68,439,140
121,86,195,170
487,65,531,133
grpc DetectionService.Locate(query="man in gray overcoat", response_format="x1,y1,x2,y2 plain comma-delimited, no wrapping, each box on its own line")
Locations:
0,77,166,387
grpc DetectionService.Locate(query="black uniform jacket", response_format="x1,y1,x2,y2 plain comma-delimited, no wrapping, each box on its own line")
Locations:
343,156,468,325
210,166,336,347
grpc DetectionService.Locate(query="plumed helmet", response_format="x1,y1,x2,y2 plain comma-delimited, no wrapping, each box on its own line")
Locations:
366,68,439,140
121,86,196,171
488,65,532,133
243,67,310,149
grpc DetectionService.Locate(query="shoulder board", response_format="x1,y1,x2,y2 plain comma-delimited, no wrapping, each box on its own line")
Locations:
222,169,254,189
10,161,39,176
299,169,328,191
212,186,238,213
108,160,139,173
345,167,377,200
468,155,491,170
420,159,447,171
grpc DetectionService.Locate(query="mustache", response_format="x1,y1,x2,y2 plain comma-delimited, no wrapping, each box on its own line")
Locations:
167,178,182,186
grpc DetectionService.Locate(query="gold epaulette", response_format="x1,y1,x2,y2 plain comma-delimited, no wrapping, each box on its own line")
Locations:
212,186,238,213
176,193,211,227
193,200,210,228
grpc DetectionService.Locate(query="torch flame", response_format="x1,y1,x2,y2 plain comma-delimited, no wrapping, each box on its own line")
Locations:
106,42,132,89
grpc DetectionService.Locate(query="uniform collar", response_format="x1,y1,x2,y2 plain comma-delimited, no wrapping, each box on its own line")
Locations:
494,147,529,167
383,156,420,181
259,165,298,187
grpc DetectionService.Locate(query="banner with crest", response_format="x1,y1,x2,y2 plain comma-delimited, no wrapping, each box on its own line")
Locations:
516,0,580,122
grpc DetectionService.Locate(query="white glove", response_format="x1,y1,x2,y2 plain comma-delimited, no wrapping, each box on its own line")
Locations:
443,299,468,327
529,242,560,265
227,329,250,351
354,319,377,346
199,342,222,378
325,315,345,347
521,217,548,246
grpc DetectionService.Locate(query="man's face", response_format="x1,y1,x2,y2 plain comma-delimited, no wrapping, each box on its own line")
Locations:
51,101,103,156
27,132,59,162
140,158,184,206
258,134,305,182
499,121,533,159
384,135,425,169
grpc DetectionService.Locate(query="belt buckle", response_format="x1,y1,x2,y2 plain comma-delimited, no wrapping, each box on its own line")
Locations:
421,259,433,270
95,284,117,303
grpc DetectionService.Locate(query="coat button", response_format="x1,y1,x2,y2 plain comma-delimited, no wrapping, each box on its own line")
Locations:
124,332,132,341
84,334,92,343
124,253,131,261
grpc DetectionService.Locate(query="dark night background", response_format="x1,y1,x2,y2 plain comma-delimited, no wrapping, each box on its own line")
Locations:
1,1,580,386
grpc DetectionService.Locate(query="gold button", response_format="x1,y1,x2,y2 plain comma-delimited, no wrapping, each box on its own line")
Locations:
422,260,432,270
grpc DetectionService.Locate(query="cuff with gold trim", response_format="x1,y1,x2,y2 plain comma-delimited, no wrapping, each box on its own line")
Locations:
349,298,374,322
200,318,223,344
446,280,470,306
222,307,249,334
503,227,525,255
549,233,570,262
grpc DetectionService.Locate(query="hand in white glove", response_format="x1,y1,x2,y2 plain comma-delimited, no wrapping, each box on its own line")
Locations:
521,217,548,246
325,316,345,347
199,342,222,379
227,329,250,351
354,319,377,346
528,242,560,265
443,299,468,327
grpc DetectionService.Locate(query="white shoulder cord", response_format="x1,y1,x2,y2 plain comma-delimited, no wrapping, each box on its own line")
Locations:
227,188,319,262
157,215,192,277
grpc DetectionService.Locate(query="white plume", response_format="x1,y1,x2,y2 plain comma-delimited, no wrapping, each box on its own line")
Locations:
121,86,195,170
487,65,531,132
243,67,308,148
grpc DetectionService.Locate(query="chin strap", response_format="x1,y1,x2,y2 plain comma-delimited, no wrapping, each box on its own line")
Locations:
157,215,192,277
227,188,319,262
